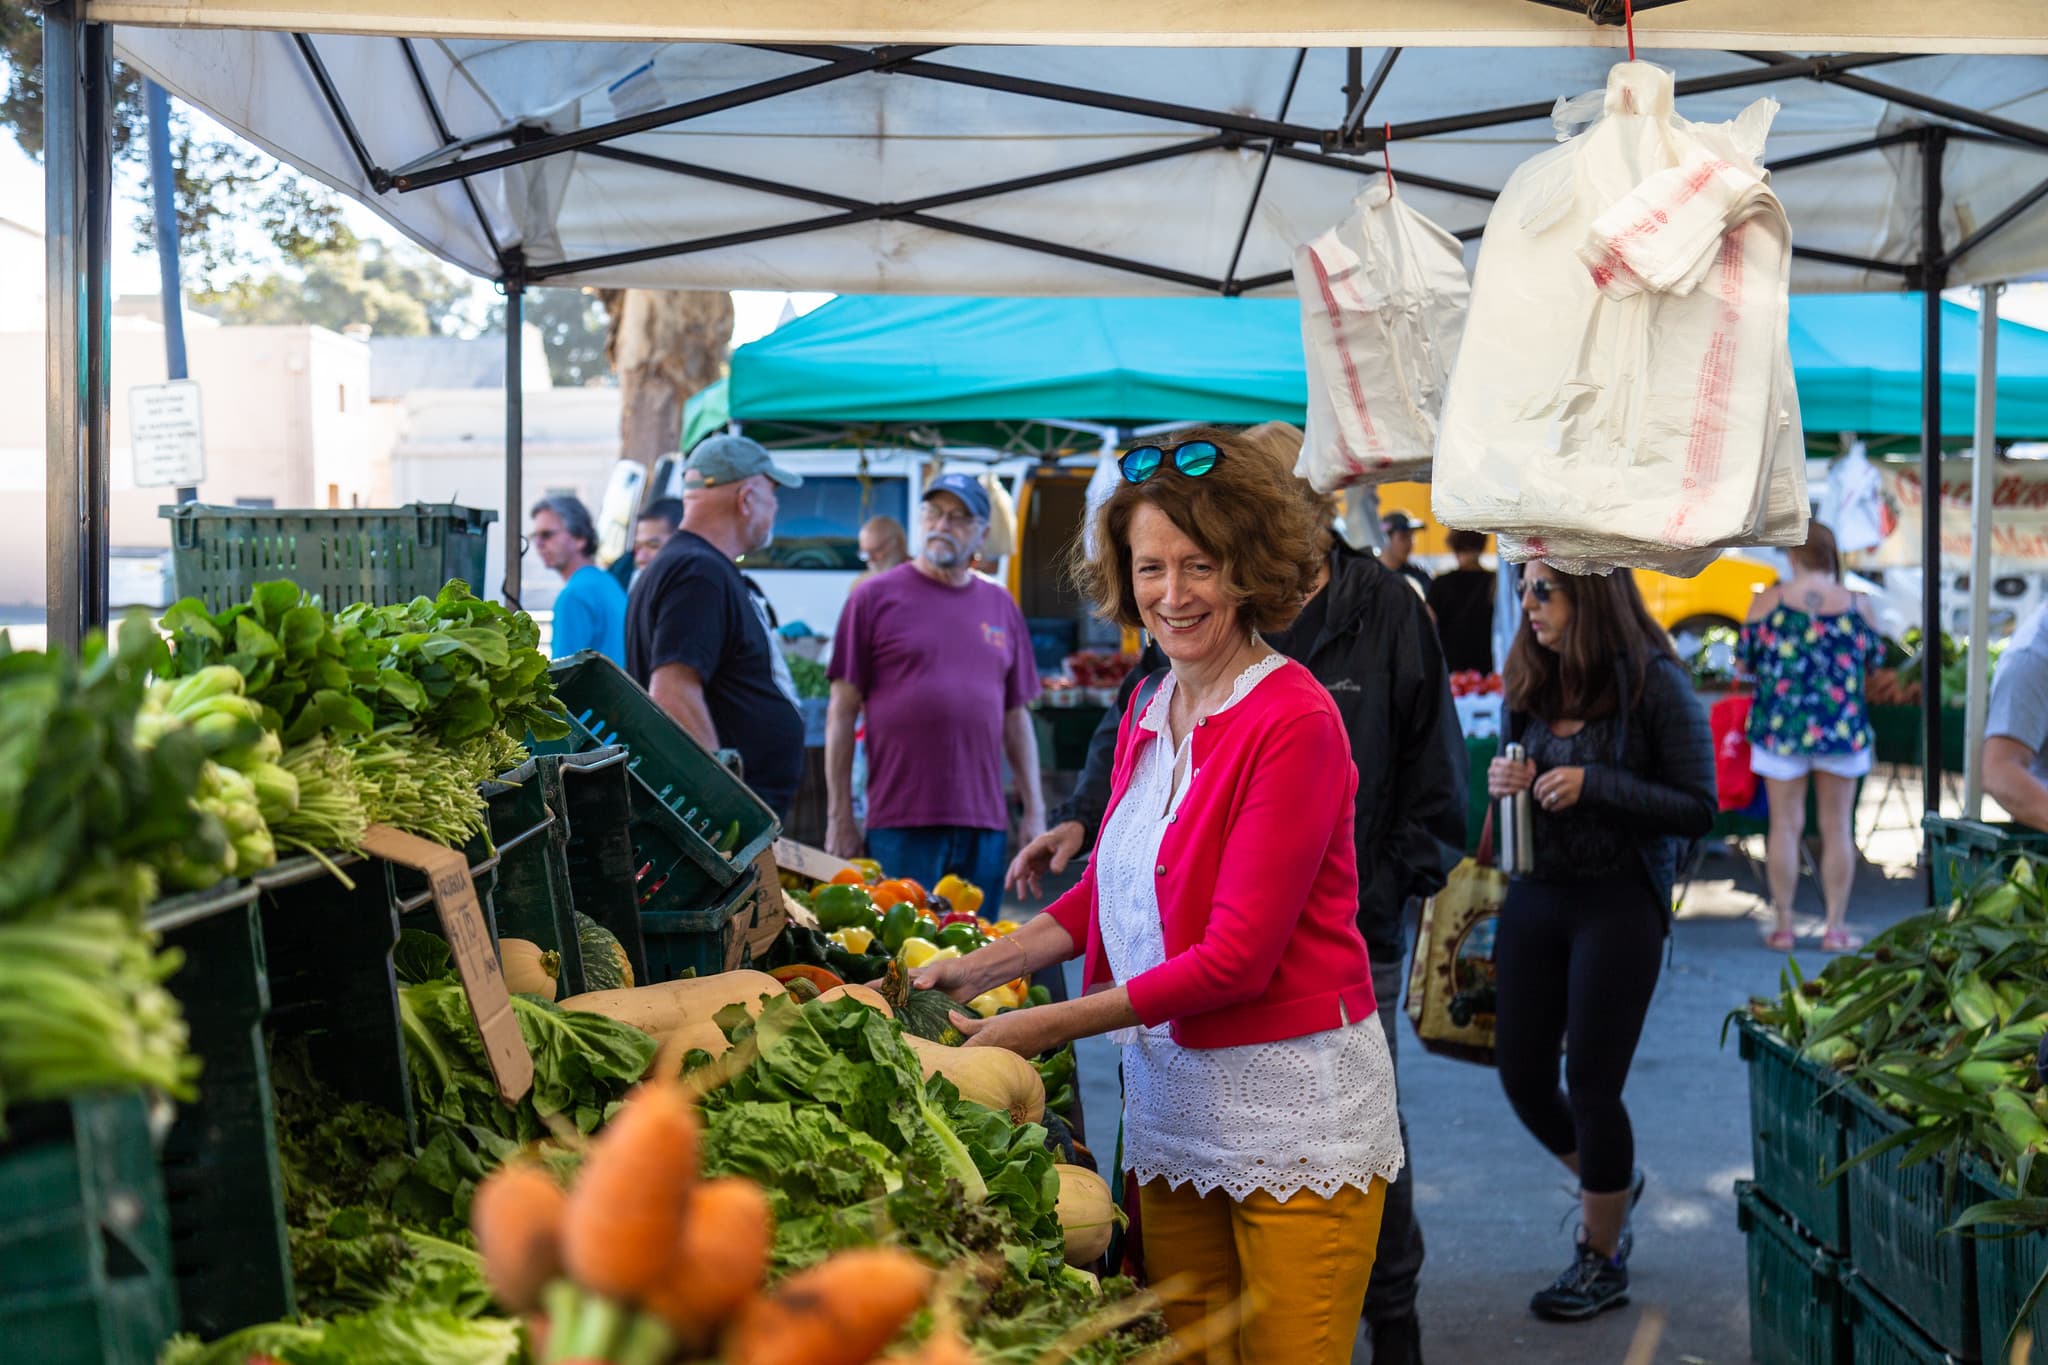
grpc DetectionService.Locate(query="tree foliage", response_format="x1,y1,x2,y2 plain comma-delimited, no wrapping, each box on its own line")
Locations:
1,8,353,277
193,239,482,337
484,288,614,388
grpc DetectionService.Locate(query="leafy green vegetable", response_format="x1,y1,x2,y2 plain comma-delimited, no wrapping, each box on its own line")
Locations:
158,1304,523,1365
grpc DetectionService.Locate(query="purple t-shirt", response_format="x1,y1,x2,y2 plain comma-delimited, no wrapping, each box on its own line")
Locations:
828,564,1038,831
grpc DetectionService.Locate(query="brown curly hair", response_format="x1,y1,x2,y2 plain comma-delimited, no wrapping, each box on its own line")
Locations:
1069,424,1322,635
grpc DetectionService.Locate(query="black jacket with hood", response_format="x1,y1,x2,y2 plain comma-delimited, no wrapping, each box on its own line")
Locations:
1049,540,1468,964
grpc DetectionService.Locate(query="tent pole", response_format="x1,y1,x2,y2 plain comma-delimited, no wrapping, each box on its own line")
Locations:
43,4,112,652
1963,284,2003,820
504,275,524,608
1920,127,1948,888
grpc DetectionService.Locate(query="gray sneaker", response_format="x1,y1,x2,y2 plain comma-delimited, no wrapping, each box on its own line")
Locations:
1530,1245,1630,1321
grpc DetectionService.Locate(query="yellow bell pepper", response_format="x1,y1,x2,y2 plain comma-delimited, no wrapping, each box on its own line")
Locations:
966,990,1009,1019
987,919,1018,937
897,940,961,972
827,926,877,956
850,858,885,884
934,874,984,918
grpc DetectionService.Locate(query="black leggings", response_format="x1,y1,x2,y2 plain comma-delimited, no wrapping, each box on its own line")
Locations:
1492,873,1664,1194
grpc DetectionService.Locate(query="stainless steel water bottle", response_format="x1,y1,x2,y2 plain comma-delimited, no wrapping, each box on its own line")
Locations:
1501,741,1535,875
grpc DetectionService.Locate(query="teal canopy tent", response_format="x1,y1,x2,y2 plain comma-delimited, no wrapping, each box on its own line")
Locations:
686,293,2048,456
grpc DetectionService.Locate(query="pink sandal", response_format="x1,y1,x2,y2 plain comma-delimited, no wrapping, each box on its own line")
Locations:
1763,927,1795,952
1821,929,1864,953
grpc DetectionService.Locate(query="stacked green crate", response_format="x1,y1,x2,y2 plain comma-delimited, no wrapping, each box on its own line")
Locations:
0,1092,179,1363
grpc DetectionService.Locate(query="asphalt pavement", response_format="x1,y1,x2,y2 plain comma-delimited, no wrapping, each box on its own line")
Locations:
1017,787,1939,1365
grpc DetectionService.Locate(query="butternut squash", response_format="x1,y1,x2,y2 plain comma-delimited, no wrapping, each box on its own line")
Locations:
498,938,561,1002
558,971,785,1038
647,1018,737,1079
1052,1163,1116,1266
816,983,893,1017
902,1033,1045,1125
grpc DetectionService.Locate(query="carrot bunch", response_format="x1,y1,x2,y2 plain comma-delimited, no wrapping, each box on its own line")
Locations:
471,1080,937,1365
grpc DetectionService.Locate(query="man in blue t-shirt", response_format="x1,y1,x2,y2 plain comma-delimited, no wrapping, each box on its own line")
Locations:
532,494,627,664
625,436,806,821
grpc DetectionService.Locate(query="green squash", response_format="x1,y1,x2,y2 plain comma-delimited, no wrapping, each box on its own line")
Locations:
575,911,633,991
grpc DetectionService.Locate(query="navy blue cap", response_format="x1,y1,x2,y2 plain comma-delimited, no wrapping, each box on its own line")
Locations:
922,473,991,522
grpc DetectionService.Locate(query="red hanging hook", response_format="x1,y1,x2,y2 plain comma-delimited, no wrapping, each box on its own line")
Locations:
1624,0,1636,61
1383,121,1397,197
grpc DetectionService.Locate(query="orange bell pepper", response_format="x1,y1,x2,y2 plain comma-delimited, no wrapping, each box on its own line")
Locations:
827,867,867,887
874,878,927,911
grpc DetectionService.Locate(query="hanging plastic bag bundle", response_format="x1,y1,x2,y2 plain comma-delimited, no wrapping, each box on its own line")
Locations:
1293,180,1470,493
1433,61,1808,577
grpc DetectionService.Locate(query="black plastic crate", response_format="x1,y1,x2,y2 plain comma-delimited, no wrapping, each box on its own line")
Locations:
1739,1181,1849,1365
148,881,294,1338
537,747,646,992
480,760,580,991
1841,1085,1979,1360
1740,1015,1852,1252
253,854,415,1141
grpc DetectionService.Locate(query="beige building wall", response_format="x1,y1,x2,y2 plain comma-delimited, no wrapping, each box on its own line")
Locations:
0,321,372,609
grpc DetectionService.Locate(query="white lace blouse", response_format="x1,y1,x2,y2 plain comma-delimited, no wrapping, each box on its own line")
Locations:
1096,655,1406,1204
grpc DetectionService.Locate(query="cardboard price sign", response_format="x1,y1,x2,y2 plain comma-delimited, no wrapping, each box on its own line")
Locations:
362,824,533,1107
772,838,856,884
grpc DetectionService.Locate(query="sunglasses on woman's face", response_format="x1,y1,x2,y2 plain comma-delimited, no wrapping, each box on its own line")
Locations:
1521,575,1558,605
1119,439,1223,484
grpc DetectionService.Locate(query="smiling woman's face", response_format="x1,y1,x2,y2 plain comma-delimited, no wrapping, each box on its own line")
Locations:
1128,502,1241,667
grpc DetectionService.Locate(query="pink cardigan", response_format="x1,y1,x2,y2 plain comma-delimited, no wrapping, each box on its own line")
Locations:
1045,658,1376,1049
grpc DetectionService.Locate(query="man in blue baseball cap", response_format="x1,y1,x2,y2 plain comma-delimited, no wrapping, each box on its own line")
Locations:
825,470,1044,902
625,434,807,820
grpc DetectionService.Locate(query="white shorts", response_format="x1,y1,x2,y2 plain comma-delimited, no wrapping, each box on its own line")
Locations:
1750,746,1874,782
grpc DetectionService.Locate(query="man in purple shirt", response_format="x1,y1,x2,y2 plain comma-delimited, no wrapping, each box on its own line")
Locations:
825,473,1045,901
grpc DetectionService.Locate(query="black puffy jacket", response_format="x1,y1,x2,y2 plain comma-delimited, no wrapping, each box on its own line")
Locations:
1050,541,1468,963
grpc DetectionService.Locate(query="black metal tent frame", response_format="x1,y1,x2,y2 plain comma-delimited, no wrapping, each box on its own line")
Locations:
43,3,2048,855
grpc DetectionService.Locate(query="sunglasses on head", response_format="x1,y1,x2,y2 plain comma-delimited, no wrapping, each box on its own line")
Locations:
1119,439,1222,484
1521,574,1559,605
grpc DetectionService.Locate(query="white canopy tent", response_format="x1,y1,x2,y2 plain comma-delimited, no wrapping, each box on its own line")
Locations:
42,0,2048,862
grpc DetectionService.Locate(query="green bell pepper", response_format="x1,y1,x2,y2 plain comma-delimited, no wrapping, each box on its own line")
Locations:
881,901,937,953
814,882,877,931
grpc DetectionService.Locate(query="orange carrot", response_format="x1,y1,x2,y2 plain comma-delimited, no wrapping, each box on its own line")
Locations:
560,1082,699,1301
470,1163,567,1313
724,1248,933,1365
640,1177,775,1344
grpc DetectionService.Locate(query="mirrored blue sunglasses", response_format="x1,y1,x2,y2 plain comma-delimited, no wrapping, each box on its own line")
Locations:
1118,439,1223,484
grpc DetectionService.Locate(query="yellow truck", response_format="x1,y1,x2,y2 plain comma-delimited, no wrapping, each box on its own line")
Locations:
1373,484,1777,650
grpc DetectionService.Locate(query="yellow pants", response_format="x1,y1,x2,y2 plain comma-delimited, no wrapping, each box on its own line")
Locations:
1138,1176,1386,1365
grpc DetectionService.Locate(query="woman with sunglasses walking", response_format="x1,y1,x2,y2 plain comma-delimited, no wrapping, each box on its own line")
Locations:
914,426,1404,1365
1485,563,1714,1322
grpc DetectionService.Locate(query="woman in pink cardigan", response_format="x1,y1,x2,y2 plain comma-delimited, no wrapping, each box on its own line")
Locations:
913,428,1404,1365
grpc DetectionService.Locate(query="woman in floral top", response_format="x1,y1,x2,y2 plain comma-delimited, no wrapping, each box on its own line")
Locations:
1738,522,1888,952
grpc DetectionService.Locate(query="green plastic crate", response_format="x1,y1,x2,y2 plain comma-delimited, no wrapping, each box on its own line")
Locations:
640,863,767,984
149,881,295,1338
531,652,779,915
0,1092,173,1305
1964,1156,2048,1363
0,1274,178,1365
1740,1016,1852,1252
1923,815,2048,908
538,747,647,992
1841,1086,1979,1359
1738,1181,1849,1365
160,502,495,612
1847,1272,1963,1365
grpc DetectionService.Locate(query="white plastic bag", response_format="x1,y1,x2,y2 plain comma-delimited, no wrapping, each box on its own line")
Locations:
1820,443,1887,554
1433,61,1806,575
1294,181,1469,493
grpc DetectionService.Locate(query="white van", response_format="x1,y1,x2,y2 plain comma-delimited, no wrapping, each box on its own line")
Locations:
606,447,1033,647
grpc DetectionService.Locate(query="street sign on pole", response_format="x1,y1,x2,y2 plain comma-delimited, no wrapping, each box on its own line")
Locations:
128,380,206,489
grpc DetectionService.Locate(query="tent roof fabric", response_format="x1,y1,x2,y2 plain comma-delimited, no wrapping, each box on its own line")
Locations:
691,292,2048,444
109,33,2048,297
82,0,2048,53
